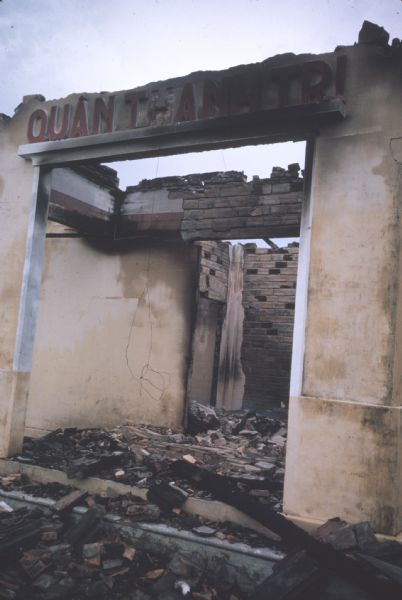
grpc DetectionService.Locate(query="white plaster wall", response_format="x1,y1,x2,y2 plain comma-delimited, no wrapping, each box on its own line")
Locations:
0,103,42,455
0,111,35,370
285,43,402,534
285,396,401,533
26,236,197,432
303,132,397,404
301,45,402,405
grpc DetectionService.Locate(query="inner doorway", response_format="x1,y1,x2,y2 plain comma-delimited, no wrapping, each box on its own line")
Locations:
24,143,305,436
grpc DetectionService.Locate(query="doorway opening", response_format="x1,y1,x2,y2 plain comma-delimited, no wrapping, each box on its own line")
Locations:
24,142,305,436
187,237,300,413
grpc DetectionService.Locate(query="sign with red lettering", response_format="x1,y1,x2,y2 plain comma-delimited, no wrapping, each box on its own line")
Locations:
26,56,346,143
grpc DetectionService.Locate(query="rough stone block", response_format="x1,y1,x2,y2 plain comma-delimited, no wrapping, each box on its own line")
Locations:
272,183,291,193
183,199,199,210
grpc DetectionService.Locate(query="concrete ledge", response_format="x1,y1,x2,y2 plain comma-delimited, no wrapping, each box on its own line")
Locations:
0,459,279,541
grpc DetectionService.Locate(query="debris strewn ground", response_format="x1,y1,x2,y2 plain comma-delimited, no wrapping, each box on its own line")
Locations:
13,403,287,509
2,471,402,599
0,502,257,599
2,403,402,599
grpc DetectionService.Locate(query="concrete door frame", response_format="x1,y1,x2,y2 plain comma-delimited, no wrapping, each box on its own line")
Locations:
5,166,51,455
289,140,315,398
14,167,51,375
11,54,344,451
12,131,312,457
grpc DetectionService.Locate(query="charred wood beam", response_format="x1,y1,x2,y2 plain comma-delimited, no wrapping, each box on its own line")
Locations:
64,507,102,547
252,550,321,600
0,509,44,561
49,192,113,237
172,460,402,600
147,481,188,512
263,238,279,249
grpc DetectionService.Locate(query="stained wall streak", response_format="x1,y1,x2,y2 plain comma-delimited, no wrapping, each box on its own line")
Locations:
26,234,198,434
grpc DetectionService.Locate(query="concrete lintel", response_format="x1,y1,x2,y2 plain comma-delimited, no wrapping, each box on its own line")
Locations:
18,101,345,166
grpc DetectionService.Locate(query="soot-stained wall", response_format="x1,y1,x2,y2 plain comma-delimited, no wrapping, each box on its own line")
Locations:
189,239,299,411
26,225,198,435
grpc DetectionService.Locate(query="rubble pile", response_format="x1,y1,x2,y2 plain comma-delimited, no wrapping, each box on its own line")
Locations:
1,472,402,599
14,403,286,509
0,474,276,551
5,404,402,598
0,468,281,599
0,502,255,599
0,474,74,500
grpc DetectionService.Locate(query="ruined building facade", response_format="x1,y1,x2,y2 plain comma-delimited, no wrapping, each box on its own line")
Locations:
3,21,402,535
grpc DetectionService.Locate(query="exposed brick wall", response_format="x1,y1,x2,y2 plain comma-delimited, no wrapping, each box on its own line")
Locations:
196,241,230,303
181,165,303,241
193,239,299,410
241,242,299,409
189,241,230,407
57,166,303,241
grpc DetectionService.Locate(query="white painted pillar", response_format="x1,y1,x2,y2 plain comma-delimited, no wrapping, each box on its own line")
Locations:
1,167,51,456
289,140,315,398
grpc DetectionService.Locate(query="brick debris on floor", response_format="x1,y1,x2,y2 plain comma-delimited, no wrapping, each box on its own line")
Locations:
0,472,275,551
13,402,287,510
1,403,402,598
0,497,257,600
1,471,402,599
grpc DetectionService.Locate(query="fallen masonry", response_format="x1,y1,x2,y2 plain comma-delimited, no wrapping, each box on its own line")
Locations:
0,406,402,598
1,469,402,598
12,404,287,510
0,501,273,599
